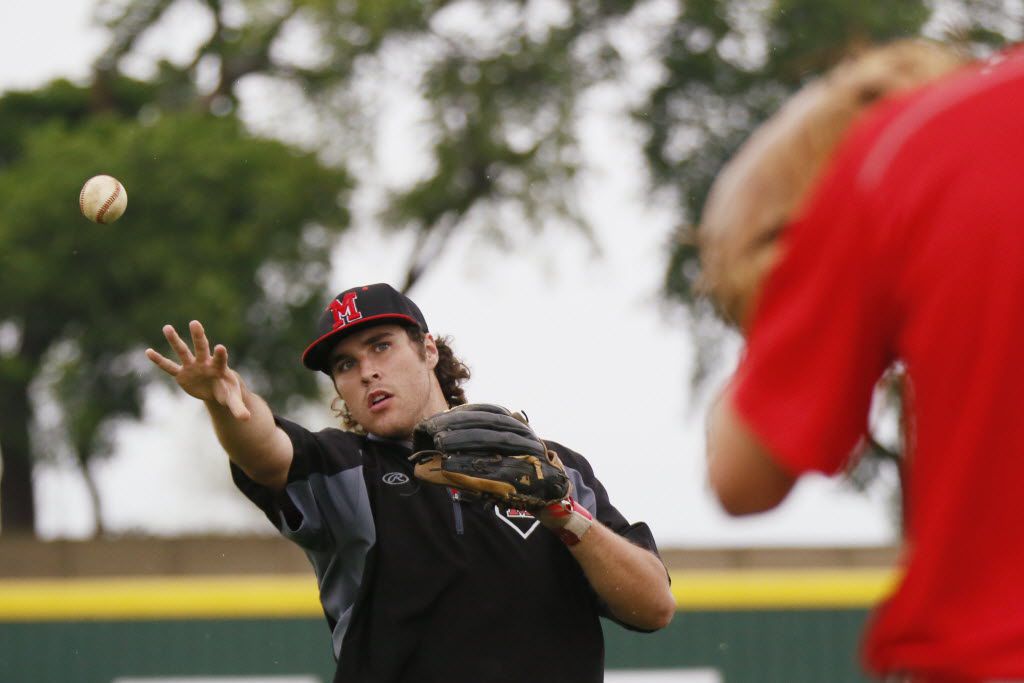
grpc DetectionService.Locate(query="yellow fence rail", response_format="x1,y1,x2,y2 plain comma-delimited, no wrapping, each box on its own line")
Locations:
0,568,900,621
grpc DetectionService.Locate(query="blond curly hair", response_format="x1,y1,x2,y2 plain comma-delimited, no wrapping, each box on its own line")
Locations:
699,39,969,330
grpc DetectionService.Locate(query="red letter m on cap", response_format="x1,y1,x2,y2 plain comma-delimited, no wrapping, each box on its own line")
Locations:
328,293,363,329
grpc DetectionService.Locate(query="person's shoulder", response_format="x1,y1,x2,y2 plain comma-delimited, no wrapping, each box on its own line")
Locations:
313,425,367,448
276,415,367,470
541,438,578,457
309,426,368,472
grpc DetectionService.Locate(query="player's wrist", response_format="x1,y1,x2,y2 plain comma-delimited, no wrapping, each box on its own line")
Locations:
539,497,593,546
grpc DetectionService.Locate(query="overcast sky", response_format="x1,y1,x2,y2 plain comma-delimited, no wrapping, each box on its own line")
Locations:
0,1,897,547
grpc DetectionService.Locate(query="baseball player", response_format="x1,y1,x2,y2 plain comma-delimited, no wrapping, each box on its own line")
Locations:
700,40,1024,681
146,282,674,683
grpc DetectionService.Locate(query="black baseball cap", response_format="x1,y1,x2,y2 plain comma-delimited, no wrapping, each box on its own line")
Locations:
302,283,429,373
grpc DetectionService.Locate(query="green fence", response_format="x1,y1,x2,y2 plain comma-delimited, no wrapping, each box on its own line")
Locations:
0,570,891,682
0,611,871,683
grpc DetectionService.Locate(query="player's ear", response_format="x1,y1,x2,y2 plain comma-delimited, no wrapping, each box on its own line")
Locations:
423,333,439,369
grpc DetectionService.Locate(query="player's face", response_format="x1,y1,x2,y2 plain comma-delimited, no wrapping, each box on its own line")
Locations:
327,324,448,440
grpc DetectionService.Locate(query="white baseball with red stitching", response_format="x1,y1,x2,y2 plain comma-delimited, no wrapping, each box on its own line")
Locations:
79,175,127,224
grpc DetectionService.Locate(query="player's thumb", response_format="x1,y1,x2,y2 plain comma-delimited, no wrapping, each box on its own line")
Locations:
227,392,252,421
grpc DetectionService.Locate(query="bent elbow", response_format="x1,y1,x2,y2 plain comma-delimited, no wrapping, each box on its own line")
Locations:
707,469,757,516
628,589,677,631
650,596,676,631
715,488,774,516
708,459,791,516
713,483,786,517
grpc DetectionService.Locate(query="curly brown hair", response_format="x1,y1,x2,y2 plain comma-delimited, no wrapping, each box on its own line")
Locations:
331,326,470,433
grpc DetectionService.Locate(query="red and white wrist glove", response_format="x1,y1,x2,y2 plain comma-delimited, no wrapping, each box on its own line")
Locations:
538,497,594,546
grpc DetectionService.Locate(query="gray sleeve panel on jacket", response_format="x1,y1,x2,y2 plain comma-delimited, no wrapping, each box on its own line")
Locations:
293,465,377,660
565,466,598,514
272,476,328,547
231,429,377,662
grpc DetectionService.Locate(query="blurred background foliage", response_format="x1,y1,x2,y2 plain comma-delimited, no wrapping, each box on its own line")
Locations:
0,0,1018,535
0,80,350,534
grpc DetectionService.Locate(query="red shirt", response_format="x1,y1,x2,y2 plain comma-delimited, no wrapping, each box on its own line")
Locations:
733,48,1024,680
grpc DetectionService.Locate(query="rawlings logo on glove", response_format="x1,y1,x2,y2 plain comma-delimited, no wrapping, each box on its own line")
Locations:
409,403,570,510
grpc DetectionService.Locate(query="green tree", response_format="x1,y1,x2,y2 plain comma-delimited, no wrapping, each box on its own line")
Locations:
640,0,931,377
92,0,645,290
0,79,350,535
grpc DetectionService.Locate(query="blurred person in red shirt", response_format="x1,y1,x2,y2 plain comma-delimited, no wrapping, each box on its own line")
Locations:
702,39,1024,682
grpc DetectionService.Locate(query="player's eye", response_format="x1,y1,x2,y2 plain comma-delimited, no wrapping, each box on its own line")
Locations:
373,342,391,353
334,358,355,373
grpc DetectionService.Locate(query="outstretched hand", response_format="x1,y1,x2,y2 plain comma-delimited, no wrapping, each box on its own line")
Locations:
145,320,251,421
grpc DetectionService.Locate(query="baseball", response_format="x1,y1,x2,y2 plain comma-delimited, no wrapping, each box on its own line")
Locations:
79,174,127,224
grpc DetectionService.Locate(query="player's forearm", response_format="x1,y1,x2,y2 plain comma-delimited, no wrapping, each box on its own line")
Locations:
568,522,675,630
205,378,292,490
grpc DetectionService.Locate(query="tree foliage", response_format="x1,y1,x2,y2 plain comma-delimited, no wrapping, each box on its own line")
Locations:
93,0,646,288
640,0,1015,375
0,78,350,534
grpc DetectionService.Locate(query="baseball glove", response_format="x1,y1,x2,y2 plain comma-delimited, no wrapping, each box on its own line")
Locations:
409,403,570,509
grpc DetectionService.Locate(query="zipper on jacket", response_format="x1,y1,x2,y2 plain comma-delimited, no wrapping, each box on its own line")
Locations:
448,488,465,535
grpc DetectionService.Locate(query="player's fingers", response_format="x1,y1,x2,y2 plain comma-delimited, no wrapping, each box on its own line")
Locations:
212,344,229,371
162,324,195,362
190,320,211,359
145,348,182,375
210,345,248,419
